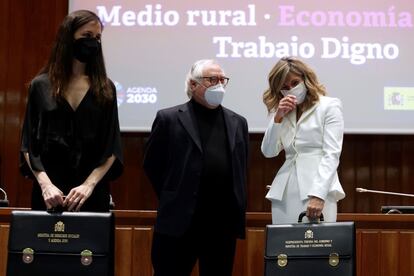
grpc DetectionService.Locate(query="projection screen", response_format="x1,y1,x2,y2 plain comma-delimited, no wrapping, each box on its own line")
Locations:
69,0,414,133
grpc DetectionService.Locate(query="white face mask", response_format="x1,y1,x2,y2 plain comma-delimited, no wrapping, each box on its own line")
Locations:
204,84,225,107
280,81,307,105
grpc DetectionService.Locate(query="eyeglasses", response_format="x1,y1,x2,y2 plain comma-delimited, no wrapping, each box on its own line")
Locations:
199,76,230,87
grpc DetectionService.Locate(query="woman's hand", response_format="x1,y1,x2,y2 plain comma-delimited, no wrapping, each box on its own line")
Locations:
63,155,115,211
64,182,95,212
306,196,325,219
23,154,65,210
40,183,64,210
274,95,297,123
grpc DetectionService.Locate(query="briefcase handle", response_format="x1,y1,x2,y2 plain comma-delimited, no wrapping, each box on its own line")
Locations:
298,211,324,223
46,196,69,213
47,204,67,213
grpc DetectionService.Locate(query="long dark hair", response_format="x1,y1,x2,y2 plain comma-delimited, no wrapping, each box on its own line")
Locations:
40,10,112,103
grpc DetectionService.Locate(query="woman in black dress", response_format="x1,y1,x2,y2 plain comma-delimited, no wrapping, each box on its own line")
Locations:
20,10,123,212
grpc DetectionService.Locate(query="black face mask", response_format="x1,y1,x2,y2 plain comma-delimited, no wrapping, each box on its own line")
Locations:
73,37,100,63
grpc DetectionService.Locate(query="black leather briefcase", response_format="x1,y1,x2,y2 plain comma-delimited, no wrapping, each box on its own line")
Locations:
264,212,355,276
7,210,114,276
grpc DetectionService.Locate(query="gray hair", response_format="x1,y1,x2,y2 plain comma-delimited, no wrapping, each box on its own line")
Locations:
184,59,221,98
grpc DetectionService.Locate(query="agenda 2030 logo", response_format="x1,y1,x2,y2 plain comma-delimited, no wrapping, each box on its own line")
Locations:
115,81,158,107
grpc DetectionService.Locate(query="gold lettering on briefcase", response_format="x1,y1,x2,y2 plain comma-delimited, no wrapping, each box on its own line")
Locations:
285,236,333,249
36,221,81,244
55,221,65,232
285,239,333,248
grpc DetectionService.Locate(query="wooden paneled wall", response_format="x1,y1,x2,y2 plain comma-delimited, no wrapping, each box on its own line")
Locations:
1,0,414,213
0,0,69,207
114,133,414,213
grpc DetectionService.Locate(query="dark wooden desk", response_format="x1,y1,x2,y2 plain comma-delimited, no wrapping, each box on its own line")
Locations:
1,209,413,276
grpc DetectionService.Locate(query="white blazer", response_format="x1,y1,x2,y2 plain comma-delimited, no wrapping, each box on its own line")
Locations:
262,96,345,202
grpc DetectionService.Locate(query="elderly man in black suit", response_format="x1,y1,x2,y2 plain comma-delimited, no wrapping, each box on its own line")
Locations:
143,59,249,276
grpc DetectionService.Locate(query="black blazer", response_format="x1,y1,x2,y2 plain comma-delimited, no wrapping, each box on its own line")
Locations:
143,101,249,238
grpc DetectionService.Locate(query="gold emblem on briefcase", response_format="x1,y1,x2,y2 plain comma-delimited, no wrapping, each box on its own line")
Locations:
277,254,288,267
81,249,93,266
54,221,65,232
22,247,34,264
329,252,340,266
304,229,313,239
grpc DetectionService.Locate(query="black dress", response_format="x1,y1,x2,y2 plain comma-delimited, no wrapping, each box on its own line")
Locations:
20,74,123,211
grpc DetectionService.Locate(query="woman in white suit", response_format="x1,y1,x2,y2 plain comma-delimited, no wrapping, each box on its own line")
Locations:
261,57,345,224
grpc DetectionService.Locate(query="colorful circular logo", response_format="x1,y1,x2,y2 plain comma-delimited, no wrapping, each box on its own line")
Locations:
114,81,125,107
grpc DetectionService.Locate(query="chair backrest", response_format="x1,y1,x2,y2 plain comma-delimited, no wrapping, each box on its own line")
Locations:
0,187,9,207
381,206,414,214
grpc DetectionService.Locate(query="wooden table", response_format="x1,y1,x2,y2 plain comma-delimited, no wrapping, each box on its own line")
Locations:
1,209,413,276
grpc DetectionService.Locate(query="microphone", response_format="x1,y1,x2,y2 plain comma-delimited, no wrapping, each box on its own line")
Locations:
0,187,9,207
109,194,115,209
356,187,414,198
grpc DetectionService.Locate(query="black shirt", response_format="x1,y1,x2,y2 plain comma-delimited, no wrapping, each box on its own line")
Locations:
20,74,123,211
191,100,237,229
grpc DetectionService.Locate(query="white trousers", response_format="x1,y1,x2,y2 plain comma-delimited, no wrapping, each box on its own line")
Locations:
270,167,337,224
